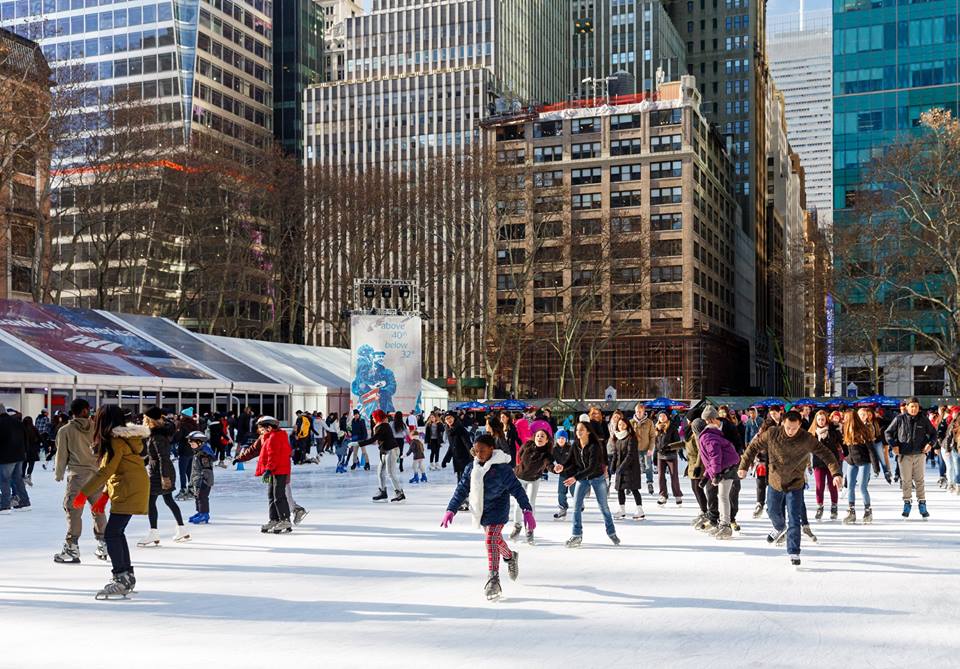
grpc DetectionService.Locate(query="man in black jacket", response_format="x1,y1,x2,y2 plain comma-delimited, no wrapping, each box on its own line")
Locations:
0,405,30,512
884,397,937,518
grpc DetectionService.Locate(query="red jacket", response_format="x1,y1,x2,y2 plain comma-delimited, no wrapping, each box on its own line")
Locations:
255,429,292,476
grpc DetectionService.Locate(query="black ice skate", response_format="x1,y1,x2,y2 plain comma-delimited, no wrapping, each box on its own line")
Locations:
484,572,502,601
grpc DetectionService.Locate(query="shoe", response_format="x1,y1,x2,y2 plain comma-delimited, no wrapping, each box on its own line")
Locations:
802,525,818,542
350,462,358,471
509,523,522,540
656,495,667,506
675,498,682,506
752,503,764,519
95,540,108,560
96,570,135,600
815,505,824,521
272,520,293,533
420,473,428,483
197,513,209,524
390,490,406,503
293,506,308,525
844,506,857,524
25,475,32,486
173,526,191,543
553,507,567,520
526,531,535,545
261,520,279,533
919,500,929,518
364,462,371,470
938,476,947,488
409,474,420,484
187,512,201,523
217,461,228,469
54,541,80,564
691,513,706,527
884,472,892,484
484,572,502,601
647,482,654,495
335,465,344,474
901,501,911,518
949,484,957,493
767,529,786,544
13,503,31,512
614,505,626,520
136,529,161,547
830,504,838,520
862,507,873,524
714,523,733,540
505,550,519,581
565,535,583,548
633,508,645,520
174,491,188,501
699,519,717,533
372,488,388,502
789,556,801,567
608,533,621,546
730,520,740,532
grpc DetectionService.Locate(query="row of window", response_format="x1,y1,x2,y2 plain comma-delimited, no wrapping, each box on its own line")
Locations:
835,59,959,95
834,16,958,57
496,213,682,241
197,31,272,85
40,26,174,63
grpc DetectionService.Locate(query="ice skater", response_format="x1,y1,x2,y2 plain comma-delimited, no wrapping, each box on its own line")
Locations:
187,431,214,524
234,426,309,527
511,428,553,544
138,407,191,547
441,434,535,601
407,429,427,483
356,409,406,503
238,416,295,533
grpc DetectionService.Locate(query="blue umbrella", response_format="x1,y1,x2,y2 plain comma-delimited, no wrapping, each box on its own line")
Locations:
855,394,900,408
752,397,787,408
790,398,821,408
453,400,488,412
645,397,688,410
489,399,532,411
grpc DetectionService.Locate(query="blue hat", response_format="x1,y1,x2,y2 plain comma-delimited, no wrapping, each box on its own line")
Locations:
555,429,569,441
181,407,195,418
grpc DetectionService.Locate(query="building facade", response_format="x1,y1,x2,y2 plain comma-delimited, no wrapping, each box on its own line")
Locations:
0,28,51,302
570,0,686,99
273,0,323,157
767,9,832,231
303,0,570,386
833,0,960,397
483,76,752,399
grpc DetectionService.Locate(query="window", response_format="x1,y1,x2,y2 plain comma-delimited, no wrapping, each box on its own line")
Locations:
497,148,525,164
611,138,643,155
651,213,683,231
534,170,563,188
534,120,562,138
651,134,682,152
611,190,642,208
650,187,682,204
652,292,682,309
536,246,564,262
496,274,517,290
572,193,602,210
651,160,682,179
497,298,519,314
843,366,883,396
610,113,641,130
571,167,602,185
534,271,563,289
534,296,562,313
613,267,644,284
496,248,525,265
914,365,945,396
534,145,563,163
497,224,525,240
651,266,683,283
534,196,563,213
495,125,524,141
651,108,682,126
571,142,601,160
571,269,595,287
611,216,643,233
652,239,682,257
574,218,602,235
611,163,643,182
10,266,31,294
572,117,600,134
614,293,645,310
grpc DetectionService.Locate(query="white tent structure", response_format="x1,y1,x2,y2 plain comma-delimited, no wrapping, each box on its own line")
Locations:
0,299,447,422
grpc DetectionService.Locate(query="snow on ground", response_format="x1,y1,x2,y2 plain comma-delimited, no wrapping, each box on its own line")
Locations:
2,458,958,668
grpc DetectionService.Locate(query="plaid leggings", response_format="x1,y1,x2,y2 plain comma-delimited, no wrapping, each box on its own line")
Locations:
484,524,513,573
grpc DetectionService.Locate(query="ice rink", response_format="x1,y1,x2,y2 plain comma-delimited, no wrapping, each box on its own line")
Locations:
2,458,957,668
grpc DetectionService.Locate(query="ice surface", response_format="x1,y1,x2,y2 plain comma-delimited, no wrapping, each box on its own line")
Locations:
2,459,958,668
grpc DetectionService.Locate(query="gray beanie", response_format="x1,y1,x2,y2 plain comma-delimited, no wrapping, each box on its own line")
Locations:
691,418,707,436
701,405,720,422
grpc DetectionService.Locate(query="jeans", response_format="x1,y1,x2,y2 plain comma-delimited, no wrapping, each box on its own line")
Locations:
571,476,616,537
717,478,734,524
945,451,960,485
642,452,654,484
766,486,804,556
104,512,133,574
690,477,707,513
869,441,890,477
0,461,30,509
377,447,403,493
557,475,575,510
178,453,193,491
195,483,211,514
847,463,871,507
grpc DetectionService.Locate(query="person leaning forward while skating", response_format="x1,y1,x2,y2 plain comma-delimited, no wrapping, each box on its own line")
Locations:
251,416,294,533
738,410,842,567
356,409,406,503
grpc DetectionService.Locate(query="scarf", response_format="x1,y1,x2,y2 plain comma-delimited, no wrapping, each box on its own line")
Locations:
467,449,511,529
614,429,629,440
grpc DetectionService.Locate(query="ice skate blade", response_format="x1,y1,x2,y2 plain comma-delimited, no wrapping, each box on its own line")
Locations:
136,542,161,548
53,557,80,564
173,536,192,543
95,591,136,601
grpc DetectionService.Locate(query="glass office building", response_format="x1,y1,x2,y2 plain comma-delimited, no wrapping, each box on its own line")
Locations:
833,0,960,396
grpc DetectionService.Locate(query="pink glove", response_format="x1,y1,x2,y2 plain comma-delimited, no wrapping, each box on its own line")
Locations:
523,509,537,532
440,511,455,528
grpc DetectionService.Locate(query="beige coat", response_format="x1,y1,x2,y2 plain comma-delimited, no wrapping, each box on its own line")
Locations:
54,417,98,482
630,416,656,454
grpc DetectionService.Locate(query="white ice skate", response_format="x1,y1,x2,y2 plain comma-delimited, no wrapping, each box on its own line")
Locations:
173,526,192,543
136,529,161,548
95,540,108,561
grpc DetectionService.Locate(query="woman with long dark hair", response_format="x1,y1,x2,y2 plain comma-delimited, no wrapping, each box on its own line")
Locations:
21,416,41,486
72,405,150,599
500,412,522,461
486,414,511,462
841,409,877,524
425,413,444,470
564,421,619,547
137,407,190,548
809,409,843,521
392,411,408,473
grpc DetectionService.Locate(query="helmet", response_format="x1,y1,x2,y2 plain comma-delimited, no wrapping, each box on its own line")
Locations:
257,415,280,428
187,431,206,442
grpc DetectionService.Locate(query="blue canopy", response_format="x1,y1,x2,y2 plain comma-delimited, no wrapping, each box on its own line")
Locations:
489,399,533,411
855,394,901,408
790,398,821,407
453,400,489,411
752,397,788,408
645,397,688,410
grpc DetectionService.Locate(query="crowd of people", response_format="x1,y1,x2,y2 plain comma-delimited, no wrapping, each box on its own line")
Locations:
0,395,953,601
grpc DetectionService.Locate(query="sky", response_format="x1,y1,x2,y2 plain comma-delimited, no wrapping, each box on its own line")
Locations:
767,0,832,15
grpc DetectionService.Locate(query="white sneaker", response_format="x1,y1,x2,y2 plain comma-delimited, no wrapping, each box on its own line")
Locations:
173,526,192,543
137,529,161,548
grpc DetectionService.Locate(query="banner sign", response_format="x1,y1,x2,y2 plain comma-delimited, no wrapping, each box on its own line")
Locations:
0,299,213,379
350,315,422,419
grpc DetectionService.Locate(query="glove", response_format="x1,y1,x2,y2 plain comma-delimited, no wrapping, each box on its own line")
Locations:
710,477,719,487
440,511,455,528
91,492,109,514
71,492,87,509
262,470,273,485
161,476,173,492
523,509,537,532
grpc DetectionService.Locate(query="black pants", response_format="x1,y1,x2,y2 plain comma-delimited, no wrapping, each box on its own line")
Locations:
690,477,707,513
730,476,741,521
268,474,290,521
195,483,211,514
148,492,184,529
701,477,719,523
215,442,227,464
428,443,441,464
658,457,683,499
21,461,35,477
104,513,133,575
756,475,767,506
617,488,642,506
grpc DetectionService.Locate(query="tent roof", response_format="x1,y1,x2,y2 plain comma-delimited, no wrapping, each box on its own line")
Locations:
204,336,350,391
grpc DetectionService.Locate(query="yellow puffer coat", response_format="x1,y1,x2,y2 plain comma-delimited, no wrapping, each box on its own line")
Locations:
81,425,151,515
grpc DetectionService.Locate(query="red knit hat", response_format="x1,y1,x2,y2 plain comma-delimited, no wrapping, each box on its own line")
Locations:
372,409,387,423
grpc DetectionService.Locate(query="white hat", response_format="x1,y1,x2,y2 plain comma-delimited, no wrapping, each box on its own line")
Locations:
578,413,590,423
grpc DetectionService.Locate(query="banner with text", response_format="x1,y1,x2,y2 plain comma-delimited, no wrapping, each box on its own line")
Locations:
350,315,422,420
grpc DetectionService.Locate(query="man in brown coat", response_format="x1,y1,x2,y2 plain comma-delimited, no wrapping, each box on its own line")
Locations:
631,403,656,494
738,410,842,566
53,399,107,564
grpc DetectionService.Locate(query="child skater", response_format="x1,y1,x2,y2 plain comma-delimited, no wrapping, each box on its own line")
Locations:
187,431,214,524
407,429,427,484
441,434,536,601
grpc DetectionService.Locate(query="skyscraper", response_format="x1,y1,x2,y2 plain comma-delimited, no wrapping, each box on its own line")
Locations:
273,0,323,157
767,9,832,230
833,0,960,396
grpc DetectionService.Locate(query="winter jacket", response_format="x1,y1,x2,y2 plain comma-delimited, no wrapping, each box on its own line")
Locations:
357,422,398,455
350,417,369,442
446,455,531,526
683,434,703,479
567,440,605,481
24,424,41,462
425,422,442,446
54,417,97,481
842,440,875,467
611,434,644,491
255,429,292,477
0,412,27,464
811,425,844,470
406,438,425,460
146,422,177,496
552,441,575,477
80,425,151,515
630,416,656,454
514,439,553,482
721,418,745,454
174,416,199,458
697,426,741,480
743,417,761,447
441,422,473,471
654,423,682,460
190,444,215,492
739,425,841,493
884,413,937,456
